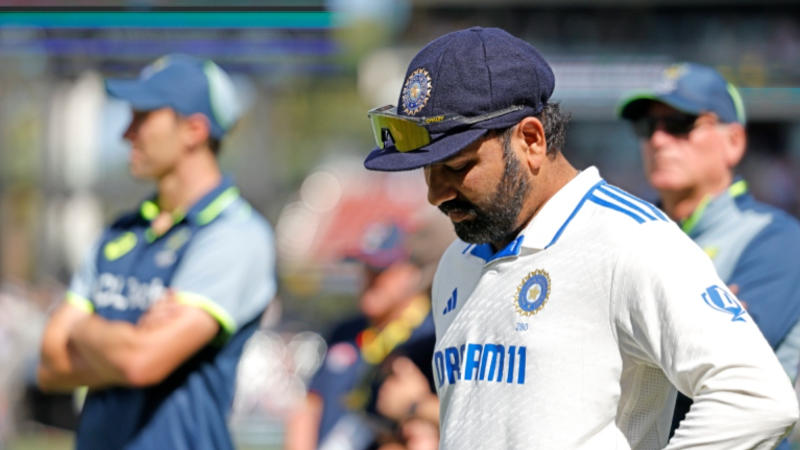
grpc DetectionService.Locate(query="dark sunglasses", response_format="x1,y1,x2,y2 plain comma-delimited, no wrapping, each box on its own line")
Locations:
632,114,699,139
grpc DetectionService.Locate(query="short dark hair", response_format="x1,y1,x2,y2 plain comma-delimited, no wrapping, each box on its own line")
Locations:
173,109,223,156
498,103,571,156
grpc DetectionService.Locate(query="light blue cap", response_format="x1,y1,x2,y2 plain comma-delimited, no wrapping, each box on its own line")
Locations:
619,63,746,124
106,54,241,139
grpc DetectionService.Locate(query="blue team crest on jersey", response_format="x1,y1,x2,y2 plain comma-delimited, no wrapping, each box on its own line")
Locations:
701,285,746,322
515,269,550,316
401,68,432,115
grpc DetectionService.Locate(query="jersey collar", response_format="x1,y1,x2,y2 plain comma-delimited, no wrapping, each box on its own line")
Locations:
138,177,239,240
519,166,603,250
681,178,748,236
468,166,603,261
184,177,240,226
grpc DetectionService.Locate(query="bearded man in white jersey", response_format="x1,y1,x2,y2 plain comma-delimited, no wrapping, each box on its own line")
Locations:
362,26,797,449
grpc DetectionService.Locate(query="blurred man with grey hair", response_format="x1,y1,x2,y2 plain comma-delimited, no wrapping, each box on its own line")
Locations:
619,62,800,446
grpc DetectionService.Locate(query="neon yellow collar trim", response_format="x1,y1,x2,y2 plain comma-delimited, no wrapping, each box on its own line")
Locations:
138,186,239,241
681,180,747,234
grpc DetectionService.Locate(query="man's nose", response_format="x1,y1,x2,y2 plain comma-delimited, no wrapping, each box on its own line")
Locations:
424,165,458,207
123,111,144,141
123,121,137,141
647,127,676,149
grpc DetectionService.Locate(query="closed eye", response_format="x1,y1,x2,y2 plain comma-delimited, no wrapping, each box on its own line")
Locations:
446,161,472,174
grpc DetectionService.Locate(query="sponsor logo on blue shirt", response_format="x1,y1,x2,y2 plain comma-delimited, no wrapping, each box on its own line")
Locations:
93,273,166,311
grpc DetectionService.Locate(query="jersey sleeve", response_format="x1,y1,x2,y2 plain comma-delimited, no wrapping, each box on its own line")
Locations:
66,240,101,313
729,217,800,350
170,213,276,337
612,224,798,449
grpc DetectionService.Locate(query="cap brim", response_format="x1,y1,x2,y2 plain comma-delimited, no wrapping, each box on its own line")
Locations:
618,91,706,120
105,79,169,111
364,128,488,172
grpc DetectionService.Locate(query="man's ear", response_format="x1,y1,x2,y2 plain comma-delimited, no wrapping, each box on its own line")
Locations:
724,122,746,168
180,113,211,150
517,116,547,173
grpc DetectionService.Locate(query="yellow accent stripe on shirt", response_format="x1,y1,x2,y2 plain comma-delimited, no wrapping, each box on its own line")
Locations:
197,187,239,225
682,181,747,235
104,231,137,260
140,200,160,220
66,291,94,313
728,179,747,198
175,291,237,336
680,195,711,235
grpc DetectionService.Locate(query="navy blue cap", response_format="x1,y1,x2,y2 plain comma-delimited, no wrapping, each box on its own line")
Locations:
347,222,409,270
618,63,746,124
365,27,555,172
106,54,241,139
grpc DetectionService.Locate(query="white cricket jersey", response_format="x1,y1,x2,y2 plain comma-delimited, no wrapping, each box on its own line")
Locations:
431,167,798,450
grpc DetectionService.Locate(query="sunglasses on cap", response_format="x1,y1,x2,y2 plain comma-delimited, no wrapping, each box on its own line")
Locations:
368,104,526,152
632,113,700,139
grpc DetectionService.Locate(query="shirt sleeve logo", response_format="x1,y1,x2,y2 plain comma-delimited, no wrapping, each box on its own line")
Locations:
701,285,746,322
515,269,550,317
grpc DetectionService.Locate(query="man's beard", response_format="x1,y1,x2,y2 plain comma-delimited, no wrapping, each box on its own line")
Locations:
439,146,530,246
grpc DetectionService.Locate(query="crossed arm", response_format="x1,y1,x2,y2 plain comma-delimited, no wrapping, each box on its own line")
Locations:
37,295,220,392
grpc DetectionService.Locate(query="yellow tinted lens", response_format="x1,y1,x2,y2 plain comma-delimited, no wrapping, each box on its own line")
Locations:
387,119,431,152
369,114,387,149
369,113,430,152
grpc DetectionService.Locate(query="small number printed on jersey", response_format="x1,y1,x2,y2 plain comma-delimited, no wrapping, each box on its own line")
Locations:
701,284,746,322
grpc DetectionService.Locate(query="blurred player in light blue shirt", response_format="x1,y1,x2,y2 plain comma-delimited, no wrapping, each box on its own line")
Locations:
37,54,276,450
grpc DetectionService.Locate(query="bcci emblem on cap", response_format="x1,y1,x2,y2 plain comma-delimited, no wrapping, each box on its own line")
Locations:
515,269,550,317
402,68,432,116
